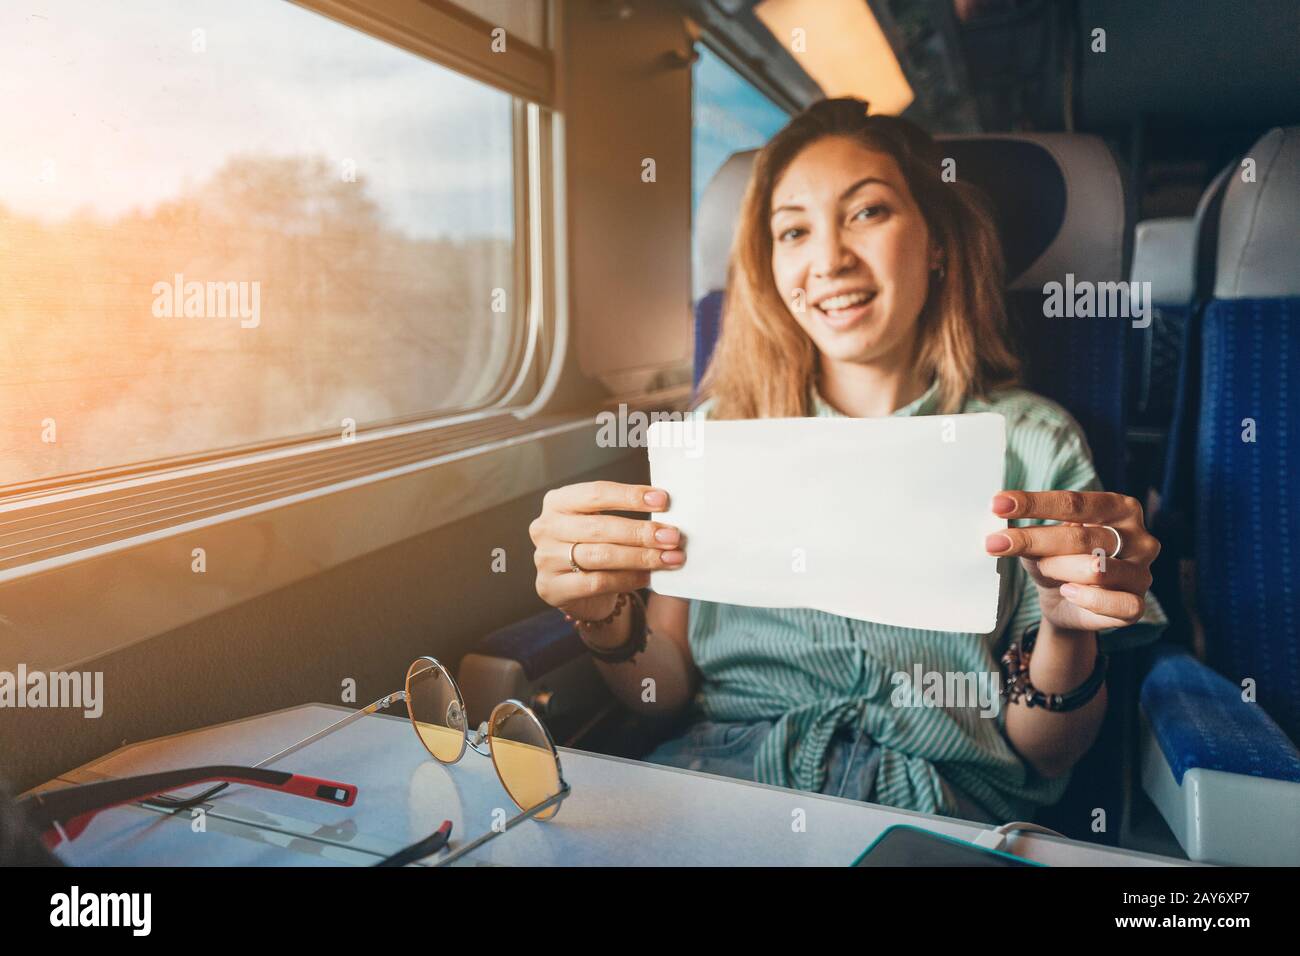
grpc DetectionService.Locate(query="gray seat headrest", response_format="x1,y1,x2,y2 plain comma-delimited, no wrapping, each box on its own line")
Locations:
1131,218,1196,305
939,132,1127,288
1215,126,1300,299
691,132,1128,300
693,150,758,302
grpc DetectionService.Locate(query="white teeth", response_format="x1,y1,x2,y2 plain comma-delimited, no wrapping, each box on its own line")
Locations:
818,291,875,311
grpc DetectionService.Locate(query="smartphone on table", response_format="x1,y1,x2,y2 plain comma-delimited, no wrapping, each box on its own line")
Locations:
852,824,1044,867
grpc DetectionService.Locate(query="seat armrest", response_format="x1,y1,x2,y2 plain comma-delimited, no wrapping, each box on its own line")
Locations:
457,609,611,740
1138,644,1300,864
1141,644,1300,783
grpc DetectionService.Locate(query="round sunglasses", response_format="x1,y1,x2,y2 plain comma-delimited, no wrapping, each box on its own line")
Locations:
400,657,567,823
145,656,570,865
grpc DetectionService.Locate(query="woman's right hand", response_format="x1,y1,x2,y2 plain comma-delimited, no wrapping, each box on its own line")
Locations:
530,481,685,620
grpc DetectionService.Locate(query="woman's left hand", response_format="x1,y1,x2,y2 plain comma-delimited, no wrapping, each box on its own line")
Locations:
983,490,1160,633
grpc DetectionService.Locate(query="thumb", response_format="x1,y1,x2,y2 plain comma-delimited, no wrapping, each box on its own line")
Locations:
1020,555,1059,590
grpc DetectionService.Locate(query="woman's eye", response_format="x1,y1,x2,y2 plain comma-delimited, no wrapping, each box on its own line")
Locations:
776,227,805,242
852,204,887,223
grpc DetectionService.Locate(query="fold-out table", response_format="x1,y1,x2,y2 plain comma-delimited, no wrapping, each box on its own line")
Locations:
36,704,1190,867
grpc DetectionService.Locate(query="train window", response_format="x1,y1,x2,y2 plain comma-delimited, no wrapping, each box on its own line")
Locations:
1,0,526,489
691,44,790,212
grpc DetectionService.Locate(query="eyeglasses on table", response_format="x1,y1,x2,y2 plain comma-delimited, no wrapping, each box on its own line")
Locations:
148,657,571,866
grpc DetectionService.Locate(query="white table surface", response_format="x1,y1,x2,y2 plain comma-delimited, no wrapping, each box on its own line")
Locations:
41,703,1191,867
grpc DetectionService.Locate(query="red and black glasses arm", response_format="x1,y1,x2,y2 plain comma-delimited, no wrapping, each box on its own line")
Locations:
19,765,357,848
374,819,453,867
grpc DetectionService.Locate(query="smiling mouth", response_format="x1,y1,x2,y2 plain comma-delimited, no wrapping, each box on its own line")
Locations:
814,289,877,324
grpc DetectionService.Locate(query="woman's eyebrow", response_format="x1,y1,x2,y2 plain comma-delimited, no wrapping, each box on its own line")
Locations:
770,177,899,218
839,176,898,201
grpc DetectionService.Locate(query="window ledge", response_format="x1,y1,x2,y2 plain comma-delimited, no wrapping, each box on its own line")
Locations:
0,390,687,672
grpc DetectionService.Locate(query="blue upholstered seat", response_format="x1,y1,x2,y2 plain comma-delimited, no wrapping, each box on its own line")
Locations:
693,290,724,393
1138,127,1300,865
1187,127,1300,747
1149,163,1235,589
1142,643,1300,784
476,607,582,682
1194,295,1300,744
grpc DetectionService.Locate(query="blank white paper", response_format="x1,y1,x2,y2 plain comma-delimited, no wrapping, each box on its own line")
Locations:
646,413,1007,633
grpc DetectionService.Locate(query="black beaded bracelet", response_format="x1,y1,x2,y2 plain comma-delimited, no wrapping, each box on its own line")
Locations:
1000,623,1108,711
579,590,650,664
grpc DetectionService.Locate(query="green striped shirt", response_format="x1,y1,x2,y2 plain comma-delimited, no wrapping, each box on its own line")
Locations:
683,379,1167,821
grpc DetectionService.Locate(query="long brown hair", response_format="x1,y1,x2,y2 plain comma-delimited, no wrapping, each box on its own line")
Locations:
696,98,1019,418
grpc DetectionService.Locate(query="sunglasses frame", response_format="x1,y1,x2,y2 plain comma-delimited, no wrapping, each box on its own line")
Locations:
402,656,569,821
141,657,570,866
19,765,357,850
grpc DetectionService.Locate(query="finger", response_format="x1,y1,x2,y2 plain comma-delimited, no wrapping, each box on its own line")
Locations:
544,481,669,515
1058,583,1145,627
1033,554,1153,593
540,513,681,550
1047,601,1136,633
986,524,1120,558
537,541,684,575
992,490,1143,527
541,568,652,605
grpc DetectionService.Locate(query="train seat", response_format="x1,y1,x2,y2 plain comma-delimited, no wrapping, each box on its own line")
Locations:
1129,217,1196,435
459,131,1165,837
693,134,1135,492
689,137,1151,842
1144,161,1237,642
1138,126,1300,865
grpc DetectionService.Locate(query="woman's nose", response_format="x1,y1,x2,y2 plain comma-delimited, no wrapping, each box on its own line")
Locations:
809,230,855,278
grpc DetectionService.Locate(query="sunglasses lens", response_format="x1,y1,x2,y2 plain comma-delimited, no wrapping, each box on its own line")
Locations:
406,660,465,762
489,702,562,820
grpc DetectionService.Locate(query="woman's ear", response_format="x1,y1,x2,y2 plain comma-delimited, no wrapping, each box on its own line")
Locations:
930,246,947,282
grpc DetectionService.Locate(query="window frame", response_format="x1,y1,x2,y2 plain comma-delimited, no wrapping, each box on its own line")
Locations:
0,0,700,674
292,0,555,105
4,0,558,498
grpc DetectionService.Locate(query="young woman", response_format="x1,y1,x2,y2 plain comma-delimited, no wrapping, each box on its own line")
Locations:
529,98,1165,824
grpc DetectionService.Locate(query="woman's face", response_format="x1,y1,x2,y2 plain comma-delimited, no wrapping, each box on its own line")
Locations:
769,135,937,367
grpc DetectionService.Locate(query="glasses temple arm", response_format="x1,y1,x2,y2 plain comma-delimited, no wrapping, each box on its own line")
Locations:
435,782,572,867
22,766,358,847
256,691,407,769
143,691,407,813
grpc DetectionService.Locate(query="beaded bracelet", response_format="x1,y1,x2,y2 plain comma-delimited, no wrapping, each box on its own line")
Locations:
565,591,649,664
1000,623,1108,711
563,591,628,630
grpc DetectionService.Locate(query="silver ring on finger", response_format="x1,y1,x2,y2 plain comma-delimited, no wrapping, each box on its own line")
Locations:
1102,524,1123,560
568,541,587,573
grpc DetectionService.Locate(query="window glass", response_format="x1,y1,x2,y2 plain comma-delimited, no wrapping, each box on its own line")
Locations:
692,44,790,212
0,0,521,487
